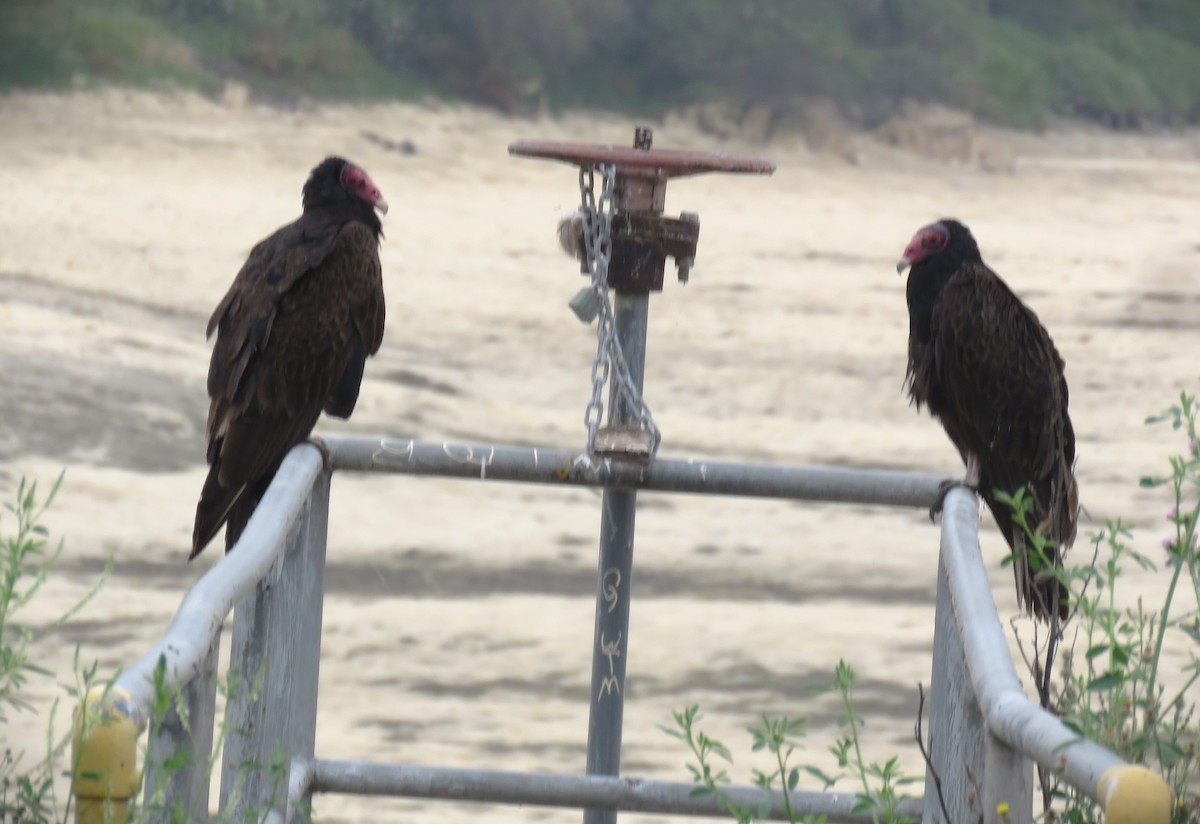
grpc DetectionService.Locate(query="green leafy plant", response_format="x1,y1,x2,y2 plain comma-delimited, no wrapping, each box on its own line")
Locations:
661,704,825,824
661,705,760,823
817,661,919,823
1,473,293,824
1,475,111,824
665,660,919,824
2,474,65,720
748,714,812,820
996,391,1199,821
1043,392,1200,822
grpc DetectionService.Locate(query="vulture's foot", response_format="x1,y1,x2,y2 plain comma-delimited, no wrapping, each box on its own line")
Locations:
929,479,976,523
308,437,334,473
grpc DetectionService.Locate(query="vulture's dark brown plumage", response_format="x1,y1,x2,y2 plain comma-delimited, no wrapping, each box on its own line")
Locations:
191,156,387,559
899,219,1076,621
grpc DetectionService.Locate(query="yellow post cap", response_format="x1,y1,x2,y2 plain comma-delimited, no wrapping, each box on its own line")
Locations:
72,685,141,824
1098,764,1173,824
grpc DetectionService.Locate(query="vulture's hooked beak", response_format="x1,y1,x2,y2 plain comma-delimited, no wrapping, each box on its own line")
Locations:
896,257,911,275
374,197,389,216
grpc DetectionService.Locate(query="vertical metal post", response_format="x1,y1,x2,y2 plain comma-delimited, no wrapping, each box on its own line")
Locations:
584,292,649,824
142,633,220,821
924,554,1032,824
219,469,331,822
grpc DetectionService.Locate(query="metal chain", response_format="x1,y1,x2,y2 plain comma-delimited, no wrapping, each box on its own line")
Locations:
579,164,613,452
577,165,661,457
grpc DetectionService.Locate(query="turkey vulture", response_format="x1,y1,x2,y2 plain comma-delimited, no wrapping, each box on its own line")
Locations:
191,156,387,559
897,219,1076,621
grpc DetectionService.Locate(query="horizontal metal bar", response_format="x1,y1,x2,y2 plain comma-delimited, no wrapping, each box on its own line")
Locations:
326,437,948,509
112,445,324,726
939,487,1167,814
308,758,923,822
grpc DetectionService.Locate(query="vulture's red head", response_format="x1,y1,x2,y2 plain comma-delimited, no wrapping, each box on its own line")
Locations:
896,218,979,274
303,156,388,217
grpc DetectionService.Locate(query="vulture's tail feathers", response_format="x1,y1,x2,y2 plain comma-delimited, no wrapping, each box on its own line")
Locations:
1009,529,1069,622
984,489,1070,623
222,487,266,553
191,461,244,560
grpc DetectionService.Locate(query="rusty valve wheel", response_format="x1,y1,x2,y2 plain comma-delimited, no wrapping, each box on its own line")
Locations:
509,128,774,293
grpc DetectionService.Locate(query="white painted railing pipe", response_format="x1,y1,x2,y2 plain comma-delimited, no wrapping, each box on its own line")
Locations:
73,445,325,823
939,487,1172,823
112,444,325,724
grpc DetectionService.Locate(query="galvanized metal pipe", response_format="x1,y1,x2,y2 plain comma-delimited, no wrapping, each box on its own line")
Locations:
142,632,221,820
939,487,1170,820
327,438,948,509
268,757,315,824
584,291,649,824
307,758,924,822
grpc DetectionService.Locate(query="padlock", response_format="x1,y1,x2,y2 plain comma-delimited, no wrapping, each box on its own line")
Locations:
569,286,603,323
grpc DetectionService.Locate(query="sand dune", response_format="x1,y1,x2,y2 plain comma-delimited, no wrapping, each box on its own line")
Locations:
2,89,1198,822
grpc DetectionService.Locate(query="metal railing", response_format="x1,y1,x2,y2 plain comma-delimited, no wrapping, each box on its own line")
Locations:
72,438,1172,824
70,128,1171,824
926,488,1172,823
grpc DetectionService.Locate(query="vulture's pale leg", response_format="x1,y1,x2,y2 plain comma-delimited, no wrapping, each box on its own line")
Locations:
964,451,982,487
928,452,983,523
308,437,334,473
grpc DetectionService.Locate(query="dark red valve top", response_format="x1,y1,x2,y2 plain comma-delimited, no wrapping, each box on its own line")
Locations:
510,129,774,292
508,139,776,179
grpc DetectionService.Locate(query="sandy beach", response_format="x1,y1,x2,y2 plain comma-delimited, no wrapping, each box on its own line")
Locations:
2,89,1199,822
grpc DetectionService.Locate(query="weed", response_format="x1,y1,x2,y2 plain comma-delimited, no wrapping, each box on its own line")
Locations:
665,660,920,824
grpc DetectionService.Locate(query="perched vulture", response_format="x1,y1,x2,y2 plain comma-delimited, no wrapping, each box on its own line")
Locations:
191,156,387,559
897,219,1076,621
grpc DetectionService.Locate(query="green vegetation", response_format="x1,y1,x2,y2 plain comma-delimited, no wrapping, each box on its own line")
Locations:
1048,393,1200,821
1002,391,1200,819
0,476,285,823
664,661,920,824
3,0,1200,128
1,475,110,823
668,391,1200,822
